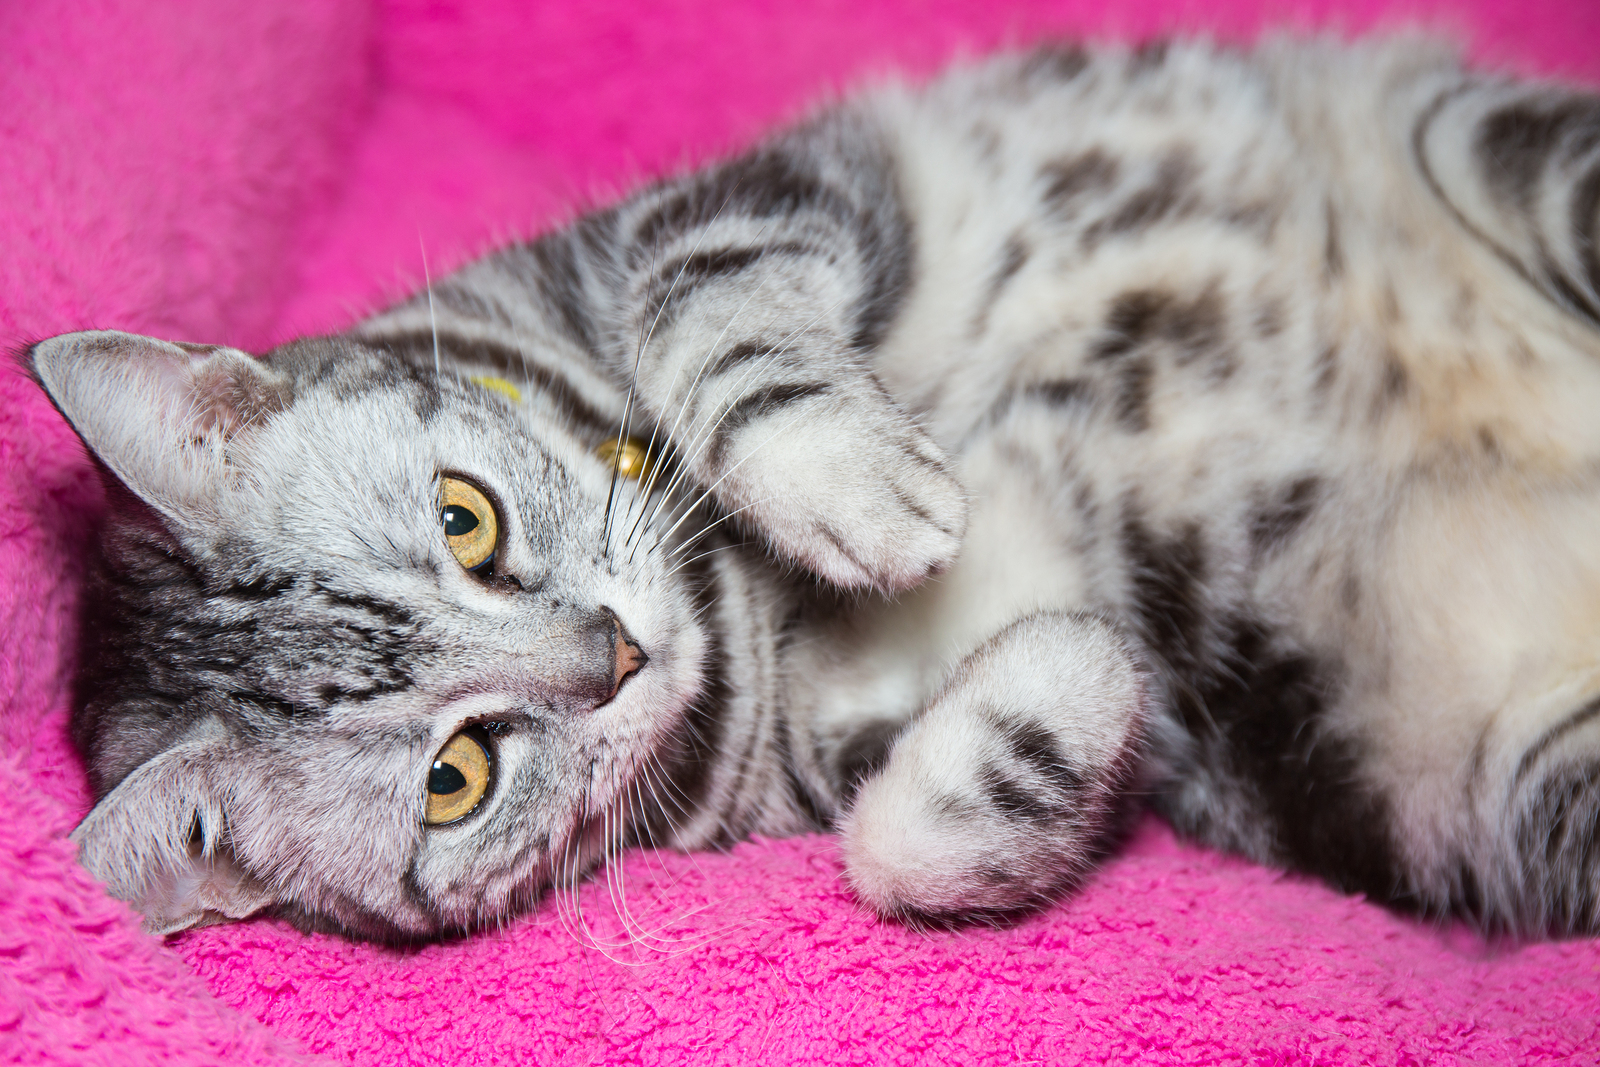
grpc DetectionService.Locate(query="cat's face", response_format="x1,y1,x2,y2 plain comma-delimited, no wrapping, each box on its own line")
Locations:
34,330,710,939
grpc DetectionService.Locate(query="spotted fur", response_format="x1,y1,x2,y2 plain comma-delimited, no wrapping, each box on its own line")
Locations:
30,36,1600,939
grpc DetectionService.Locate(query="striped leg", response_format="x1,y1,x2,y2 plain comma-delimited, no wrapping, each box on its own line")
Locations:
838,611,1148,922
590,117,968,592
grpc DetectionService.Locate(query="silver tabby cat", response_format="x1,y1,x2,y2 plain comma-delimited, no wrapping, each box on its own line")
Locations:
30,37,1600,940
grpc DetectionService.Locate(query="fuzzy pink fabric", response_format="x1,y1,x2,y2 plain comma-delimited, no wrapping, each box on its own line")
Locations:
5,1,1600,1064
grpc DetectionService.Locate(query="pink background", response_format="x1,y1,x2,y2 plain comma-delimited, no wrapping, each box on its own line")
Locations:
3,2,1599,1064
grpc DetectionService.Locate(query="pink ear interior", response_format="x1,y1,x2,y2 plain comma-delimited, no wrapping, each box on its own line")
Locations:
183,352,294,441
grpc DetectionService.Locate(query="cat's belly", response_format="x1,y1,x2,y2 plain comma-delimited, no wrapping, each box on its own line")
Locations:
793,433,1088,727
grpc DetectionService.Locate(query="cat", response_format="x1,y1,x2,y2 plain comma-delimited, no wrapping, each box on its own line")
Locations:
28,35,1600,942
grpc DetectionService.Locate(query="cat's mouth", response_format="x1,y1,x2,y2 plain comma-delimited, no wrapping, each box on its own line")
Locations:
598,606,648,706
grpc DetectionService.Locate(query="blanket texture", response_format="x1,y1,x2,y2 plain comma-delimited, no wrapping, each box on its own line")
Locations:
4,1,1600,1064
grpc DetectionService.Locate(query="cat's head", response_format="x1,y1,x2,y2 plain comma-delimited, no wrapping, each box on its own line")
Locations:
31,329,711,940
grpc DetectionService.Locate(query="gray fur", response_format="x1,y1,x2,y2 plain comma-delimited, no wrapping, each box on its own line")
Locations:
30,36,1600,939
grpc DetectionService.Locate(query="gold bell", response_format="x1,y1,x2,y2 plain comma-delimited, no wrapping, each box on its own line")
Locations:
596,436,655,481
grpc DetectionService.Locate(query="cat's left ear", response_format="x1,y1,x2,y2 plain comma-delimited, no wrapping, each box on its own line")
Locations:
70,719,277,935
29,329,293,523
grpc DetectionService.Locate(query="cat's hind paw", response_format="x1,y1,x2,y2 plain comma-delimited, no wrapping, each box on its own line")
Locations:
837,612,1147,922
841,726,1096,923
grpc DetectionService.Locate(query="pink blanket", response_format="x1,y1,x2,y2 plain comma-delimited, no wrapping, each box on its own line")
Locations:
5,2,1600,1064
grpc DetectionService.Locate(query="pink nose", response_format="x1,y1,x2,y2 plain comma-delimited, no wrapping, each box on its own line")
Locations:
602,607,648,702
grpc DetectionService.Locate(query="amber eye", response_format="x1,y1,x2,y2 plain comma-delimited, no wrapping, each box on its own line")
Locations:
423,731,492,826
440,477,498,574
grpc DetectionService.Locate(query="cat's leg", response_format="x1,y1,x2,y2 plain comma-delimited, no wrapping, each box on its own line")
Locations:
834,610,1148,922
581,114,967,592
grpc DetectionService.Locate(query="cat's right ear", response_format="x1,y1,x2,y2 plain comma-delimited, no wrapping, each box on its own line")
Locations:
70,718,277,935
29,330,293,523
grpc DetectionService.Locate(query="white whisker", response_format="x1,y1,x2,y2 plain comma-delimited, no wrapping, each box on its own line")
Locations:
616,229,779,551
419,233,441,378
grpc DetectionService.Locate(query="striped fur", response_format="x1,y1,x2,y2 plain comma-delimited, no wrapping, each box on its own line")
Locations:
31,37,1600,939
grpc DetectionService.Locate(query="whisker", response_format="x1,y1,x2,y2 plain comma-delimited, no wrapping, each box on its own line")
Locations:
554,816,580,945
606,780,684,950
616,231,780,552
619,754,761,952
625,295,849,563
621,389,788,569
419,233,441,378
661,542,742,581
658,497,778,578
651,410,806,547
595,803,637,951
605,185,743,558
633,295,830,535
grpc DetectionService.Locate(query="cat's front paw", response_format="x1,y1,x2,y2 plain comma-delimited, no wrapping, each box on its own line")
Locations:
712,384,967,592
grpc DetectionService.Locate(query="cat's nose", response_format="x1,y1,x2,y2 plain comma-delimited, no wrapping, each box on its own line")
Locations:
598,606,647,705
